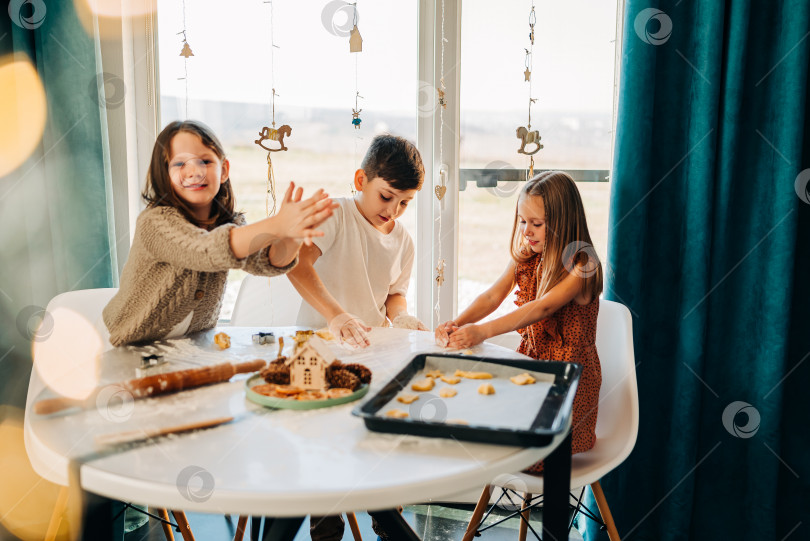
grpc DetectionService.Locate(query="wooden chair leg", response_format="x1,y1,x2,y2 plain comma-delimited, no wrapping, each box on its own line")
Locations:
590,481,621,541
518,492,532,541
233,515,249,541
45,486,70,541
345,512,363,541
463,485,492,541
170,510,195,541
153,508,175,541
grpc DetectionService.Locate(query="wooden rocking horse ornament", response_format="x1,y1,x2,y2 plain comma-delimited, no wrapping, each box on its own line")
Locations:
254,124,292,152
516,126,543,155
254,123,292,216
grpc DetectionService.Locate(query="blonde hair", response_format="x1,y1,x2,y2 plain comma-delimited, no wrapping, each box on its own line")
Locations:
510,171,603,301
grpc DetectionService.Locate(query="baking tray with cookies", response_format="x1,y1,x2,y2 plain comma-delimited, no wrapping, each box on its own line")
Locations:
352,352,581,447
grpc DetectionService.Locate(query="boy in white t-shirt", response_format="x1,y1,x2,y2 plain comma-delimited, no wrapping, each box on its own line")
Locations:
289,134,427,350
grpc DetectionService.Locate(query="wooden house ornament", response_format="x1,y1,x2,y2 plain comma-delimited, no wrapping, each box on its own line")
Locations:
284,335,335,390
349,25,363,52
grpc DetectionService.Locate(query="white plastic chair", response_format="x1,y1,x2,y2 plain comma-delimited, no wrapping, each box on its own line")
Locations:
40,287,118,351
33,288,197,540
230,275,302,327
463,299,638,541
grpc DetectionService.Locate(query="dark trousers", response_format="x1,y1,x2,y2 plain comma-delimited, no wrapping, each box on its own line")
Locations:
309,514,344,541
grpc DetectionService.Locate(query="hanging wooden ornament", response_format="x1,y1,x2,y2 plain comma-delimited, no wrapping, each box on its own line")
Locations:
255,124,292,153
519,2,542,174
435,167,448,200
255,0,289,218
349,25,363,52
437,80,447,109
180,41,194,58
523,49,531,81
516,125,542,155
352,91,363,129
435,259,446,287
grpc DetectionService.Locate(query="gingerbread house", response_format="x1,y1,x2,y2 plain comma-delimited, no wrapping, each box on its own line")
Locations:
284,335,335,390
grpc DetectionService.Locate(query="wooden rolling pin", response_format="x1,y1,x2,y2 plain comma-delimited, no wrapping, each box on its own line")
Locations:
34,359,266,415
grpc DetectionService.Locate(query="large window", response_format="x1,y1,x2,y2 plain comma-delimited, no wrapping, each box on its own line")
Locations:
157,0,418,319
154,0,618,321
459,0,617,320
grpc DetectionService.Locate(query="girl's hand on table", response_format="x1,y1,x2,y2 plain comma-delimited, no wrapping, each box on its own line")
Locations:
446,323,487,349
434,320,458,347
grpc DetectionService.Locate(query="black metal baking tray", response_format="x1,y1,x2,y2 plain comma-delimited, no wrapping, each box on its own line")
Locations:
352,352,581,447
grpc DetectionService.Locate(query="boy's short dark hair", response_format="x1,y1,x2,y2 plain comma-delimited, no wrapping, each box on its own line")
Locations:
361,135,425,191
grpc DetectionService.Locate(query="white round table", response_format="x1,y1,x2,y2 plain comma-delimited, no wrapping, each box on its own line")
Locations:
25,326,572,539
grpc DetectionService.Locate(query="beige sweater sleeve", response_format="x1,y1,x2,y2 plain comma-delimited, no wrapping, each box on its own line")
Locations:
138,208,296,275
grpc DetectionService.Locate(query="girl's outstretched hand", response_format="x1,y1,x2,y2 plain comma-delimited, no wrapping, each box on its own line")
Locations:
434,320,458,347
273,182,338,244
446,323,487,350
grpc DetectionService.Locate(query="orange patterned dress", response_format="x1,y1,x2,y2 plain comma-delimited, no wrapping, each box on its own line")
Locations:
514,253,601,474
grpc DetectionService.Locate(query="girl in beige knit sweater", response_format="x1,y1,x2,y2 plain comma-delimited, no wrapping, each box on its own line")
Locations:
103,120,336,346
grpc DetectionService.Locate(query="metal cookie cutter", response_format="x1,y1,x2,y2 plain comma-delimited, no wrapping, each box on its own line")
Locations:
140,354,166,368
136,353,167,377
252,332,276,345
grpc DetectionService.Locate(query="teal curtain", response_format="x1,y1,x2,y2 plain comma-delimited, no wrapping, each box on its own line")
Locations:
0,2,117,411
590,0,810,539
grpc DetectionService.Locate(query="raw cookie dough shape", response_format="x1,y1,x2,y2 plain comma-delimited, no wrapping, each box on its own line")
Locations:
478,383,496,395
439,387,457,398
411,378,435,392
397,393,420,404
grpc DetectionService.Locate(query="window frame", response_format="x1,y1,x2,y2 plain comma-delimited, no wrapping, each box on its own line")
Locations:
116,0,623,325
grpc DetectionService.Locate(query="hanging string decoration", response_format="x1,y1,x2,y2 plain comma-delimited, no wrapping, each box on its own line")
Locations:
350,3,363,130
434,0,449,323
178,0,193,117
516,2,542,179
352,91,363,129
254,0,291,216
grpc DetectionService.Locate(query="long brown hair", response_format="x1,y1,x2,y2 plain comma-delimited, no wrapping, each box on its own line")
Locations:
509,171,603,301
142,120,236,228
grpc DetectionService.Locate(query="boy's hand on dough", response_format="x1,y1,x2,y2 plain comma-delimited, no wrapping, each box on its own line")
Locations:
391,314,428,331
328,313,371,349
